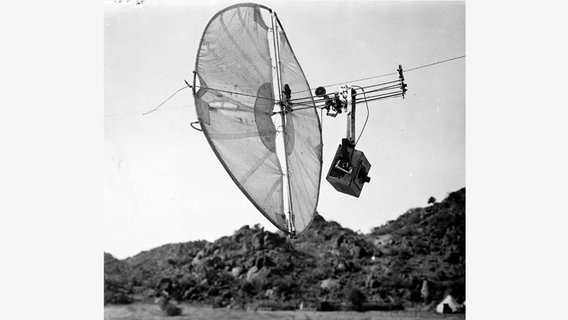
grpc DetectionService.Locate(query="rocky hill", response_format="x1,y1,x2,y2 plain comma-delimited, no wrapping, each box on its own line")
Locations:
104,188,465,311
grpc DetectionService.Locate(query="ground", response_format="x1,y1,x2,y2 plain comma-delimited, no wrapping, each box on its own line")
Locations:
104,303,465,320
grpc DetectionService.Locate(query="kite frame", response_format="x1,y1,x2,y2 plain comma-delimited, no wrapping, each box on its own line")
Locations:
272,11,323,235
193,3,322,236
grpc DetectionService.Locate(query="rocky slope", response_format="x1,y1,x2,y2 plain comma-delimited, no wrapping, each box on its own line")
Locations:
104,188,465,311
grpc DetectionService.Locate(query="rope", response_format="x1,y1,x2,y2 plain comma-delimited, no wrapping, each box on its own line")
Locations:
192,85,278,102
191,55,466,104
105,104,192,118
405,55,465,72
352,86,370,146
109,55,465,117
303,54,465,93
142,86,188,116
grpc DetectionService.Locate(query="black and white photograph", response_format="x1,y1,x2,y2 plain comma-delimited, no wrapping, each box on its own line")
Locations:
6,1,568,320
104,0,465,318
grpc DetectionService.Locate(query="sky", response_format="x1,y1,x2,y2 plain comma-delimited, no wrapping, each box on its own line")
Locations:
104,0,465,259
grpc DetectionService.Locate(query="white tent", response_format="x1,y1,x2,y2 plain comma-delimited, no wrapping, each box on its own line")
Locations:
436,294,462,314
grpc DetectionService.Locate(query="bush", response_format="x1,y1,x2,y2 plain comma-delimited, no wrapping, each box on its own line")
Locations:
164,304,182,316
272,276,298,296
409,289,422,302
240,281,255,295
347,287,366,312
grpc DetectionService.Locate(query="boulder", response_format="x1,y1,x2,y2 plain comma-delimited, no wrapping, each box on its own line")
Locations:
204,243,216,255
156,278,172,293
264,232,286,248
365,274,380,289
333,234,344,249
231,266,244,277
264,288,277,299
247,266,270,286
334,261,347,273
252,232,264,250
351,245,366,259
253,267,271,285
207,255,225,270
182,287,197,300
246,266,259,283
131,288,157,301
107,292,133,305
420,280,430,301
130,286,146,294
244,256,256,269
255,255,274,269
320,278,340,291
212,297,226,308
192,250,206,265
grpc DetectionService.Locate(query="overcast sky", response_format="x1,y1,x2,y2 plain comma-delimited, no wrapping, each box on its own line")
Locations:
104,0,465,259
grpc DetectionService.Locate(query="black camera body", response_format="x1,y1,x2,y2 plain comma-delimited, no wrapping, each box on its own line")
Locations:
326,139,371,197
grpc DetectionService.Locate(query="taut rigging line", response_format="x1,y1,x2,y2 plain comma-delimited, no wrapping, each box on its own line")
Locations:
135,55,465,117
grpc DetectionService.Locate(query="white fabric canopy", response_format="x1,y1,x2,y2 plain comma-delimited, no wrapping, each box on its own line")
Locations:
194,4,321,235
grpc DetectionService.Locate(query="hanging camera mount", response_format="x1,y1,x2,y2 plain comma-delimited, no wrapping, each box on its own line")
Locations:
313,66,407,197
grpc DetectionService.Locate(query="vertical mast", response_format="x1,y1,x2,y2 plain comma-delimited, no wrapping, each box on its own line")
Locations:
345,86,356,145
271,11,296,236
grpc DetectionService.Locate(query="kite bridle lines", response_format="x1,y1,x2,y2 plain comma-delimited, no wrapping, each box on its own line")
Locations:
139,55,463,118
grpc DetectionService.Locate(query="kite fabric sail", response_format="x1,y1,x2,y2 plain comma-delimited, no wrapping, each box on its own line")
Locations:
192,3,322,235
